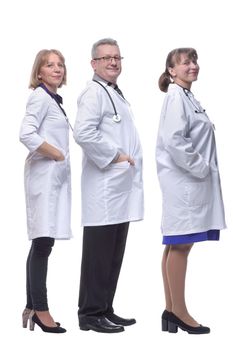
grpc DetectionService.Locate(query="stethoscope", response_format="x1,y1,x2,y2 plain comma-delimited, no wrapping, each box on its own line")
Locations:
93,79,121,122
183,87,206,114
182,86,216,130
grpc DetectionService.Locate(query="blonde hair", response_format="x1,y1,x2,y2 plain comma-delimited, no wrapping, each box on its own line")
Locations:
29,49,67,89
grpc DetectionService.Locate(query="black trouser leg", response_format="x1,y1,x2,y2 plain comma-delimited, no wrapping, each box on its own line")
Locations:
78,223,129,319
106,222,129,314
26,237,55,311
26,246,33,309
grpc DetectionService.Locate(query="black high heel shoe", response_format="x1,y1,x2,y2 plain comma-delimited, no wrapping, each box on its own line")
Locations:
29,312,66,333
167,312,210,334
22,308,61,328
161,310,171,331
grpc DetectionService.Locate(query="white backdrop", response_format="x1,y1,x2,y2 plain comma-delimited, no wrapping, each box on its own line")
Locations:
0,0,232,349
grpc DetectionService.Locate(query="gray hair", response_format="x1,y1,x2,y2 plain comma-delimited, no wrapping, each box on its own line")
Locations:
91,38,119,59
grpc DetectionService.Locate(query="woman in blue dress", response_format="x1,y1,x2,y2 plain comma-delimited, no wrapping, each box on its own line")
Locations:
156,48,226,334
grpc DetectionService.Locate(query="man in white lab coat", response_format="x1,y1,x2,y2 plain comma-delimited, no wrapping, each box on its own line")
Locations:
73,38,144,333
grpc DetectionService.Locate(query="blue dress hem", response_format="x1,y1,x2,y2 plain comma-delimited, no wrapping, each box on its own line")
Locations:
162,229,220,245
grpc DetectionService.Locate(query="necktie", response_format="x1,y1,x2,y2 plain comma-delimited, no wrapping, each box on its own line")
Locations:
114,85,125,99
108,82,125,99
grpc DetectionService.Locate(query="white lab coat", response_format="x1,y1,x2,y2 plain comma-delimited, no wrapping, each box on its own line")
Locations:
156,84,226,236
73,80,144,226
20,87,72,240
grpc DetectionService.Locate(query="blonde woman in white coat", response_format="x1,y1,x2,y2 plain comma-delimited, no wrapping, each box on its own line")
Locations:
156,48,226,334
20,49,72,333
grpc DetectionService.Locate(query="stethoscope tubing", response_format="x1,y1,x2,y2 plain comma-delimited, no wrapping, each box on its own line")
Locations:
93,79,121,122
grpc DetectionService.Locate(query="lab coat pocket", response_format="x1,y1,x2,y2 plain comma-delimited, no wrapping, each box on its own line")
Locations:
104,161,133,195
51,158,68,187
185,179,211,207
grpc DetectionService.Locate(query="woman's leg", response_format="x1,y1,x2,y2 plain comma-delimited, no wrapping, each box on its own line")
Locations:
161,245,172,311
28,237,57,327
22,247,34,327
26,245,33,310
165,243,200,326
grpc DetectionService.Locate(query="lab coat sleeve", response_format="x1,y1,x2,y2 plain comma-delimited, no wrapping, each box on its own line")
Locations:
19,90,50,152
162,94,209,178
73,86,119,169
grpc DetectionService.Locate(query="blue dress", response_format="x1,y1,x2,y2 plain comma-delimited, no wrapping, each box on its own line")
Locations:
162,229,220,245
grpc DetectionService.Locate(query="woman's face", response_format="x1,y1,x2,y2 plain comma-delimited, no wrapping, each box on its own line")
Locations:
168,53,199,89
38,53,65,93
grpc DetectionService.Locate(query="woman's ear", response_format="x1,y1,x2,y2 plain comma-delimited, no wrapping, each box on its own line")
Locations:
168,67,176,78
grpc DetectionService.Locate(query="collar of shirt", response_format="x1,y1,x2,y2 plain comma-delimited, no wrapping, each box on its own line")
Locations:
92,73,125,100
92,73,116,88
38,83,63,105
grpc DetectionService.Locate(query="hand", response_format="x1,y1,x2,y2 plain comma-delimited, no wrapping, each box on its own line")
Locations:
37,142,65,161
115,153,135,166
55,152,65,161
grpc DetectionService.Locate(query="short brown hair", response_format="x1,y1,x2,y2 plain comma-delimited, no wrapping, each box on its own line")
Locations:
29,49,67,89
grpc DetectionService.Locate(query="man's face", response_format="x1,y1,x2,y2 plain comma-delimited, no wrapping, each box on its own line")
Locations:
91,44,122,84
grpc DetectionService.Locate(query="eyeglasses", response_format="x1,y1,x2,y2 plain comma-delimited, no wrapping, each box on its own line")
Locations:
93,56,124,63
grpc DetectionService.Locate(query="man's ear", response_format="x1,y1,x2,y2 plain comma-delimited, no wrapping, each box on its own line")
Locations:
91,59,97,71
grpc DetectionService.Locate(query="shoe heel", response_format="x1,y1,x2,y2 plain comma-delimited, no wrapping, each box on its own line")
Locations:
168,321,178,333
29,312,35,331
162,318,168,331
22,318,28,328
22,308,32,328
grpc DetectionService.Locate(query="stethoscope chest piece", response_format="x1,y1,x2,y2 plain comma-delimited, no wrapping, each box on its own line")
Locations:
113,114,121,123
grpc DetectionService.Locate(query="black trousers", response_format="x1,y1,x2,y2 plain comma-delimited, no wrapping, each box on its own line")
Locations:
26,237,55,311
78,222,129,319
